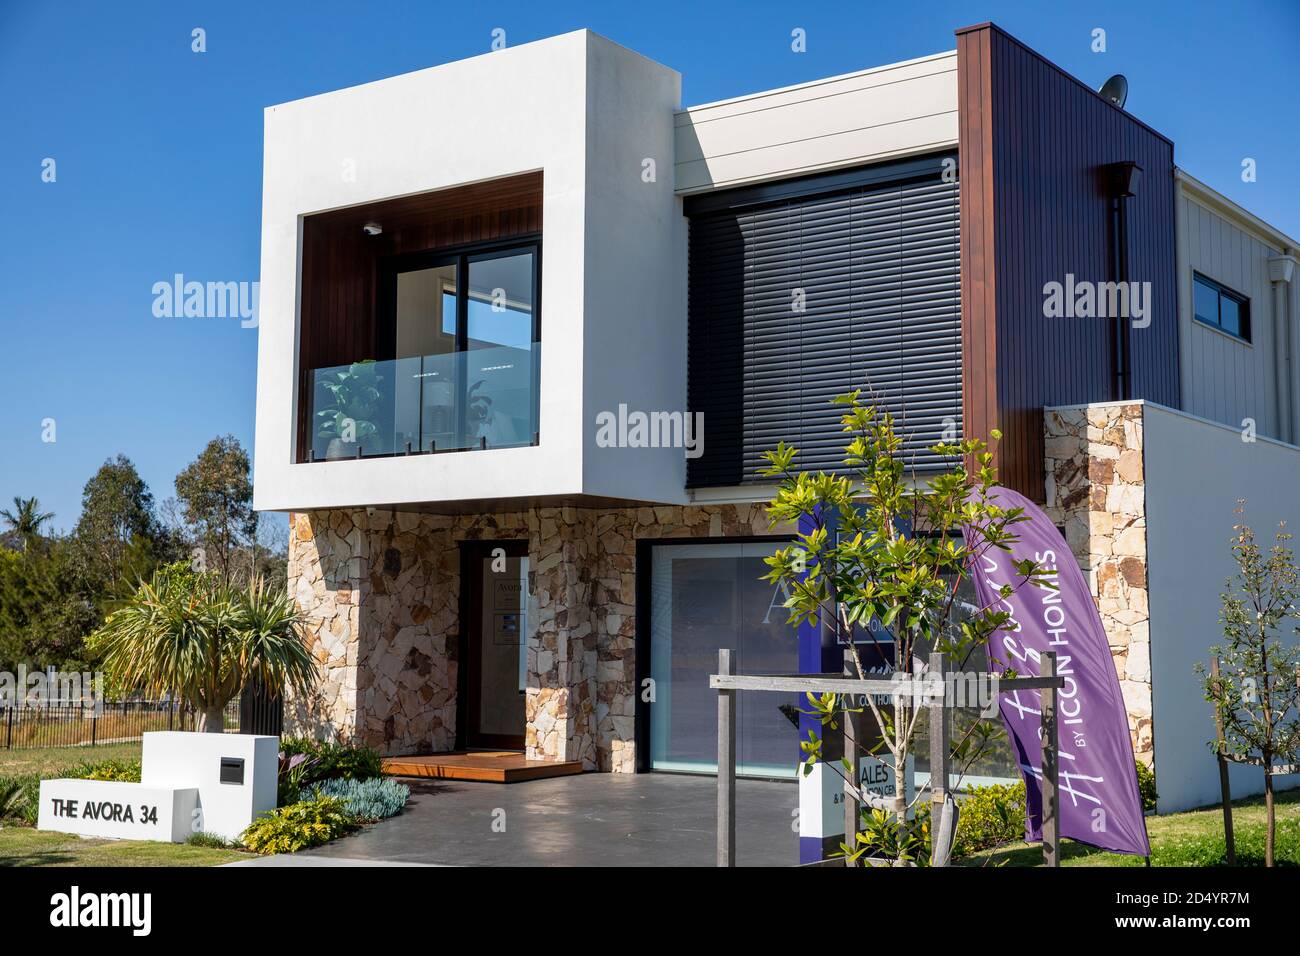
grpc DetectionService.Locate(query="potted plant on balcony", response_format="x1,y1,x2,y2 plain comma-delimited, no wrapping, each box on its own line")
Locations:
316,360,382,459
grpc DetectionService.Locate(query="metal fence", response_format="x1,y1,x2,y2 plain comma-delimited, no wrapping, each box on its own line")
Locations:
0,698,243,750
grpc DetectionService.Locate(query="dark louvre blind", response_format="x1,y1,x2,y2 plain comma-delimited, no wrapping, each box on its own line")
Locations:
686,155,961,487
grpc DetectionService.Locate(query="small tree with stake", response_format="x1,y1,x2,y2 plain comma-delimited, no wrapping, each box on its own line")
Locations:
761,391,1050,864
1198,508,1300,867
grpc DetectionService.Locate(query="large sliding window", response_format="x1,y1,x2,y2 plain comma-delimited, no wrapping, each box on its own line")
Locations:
309,240,540,461
647,540,799,778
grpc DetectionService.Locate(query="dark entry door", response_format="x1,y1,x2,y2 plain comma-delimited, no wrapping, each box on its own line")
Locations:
461,540,528,750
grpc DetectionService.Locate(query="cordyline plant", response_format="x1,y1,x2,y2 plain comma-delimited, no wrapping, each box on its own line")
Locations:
760,391,1050,865
93,564,317,731
1196,509,1300,867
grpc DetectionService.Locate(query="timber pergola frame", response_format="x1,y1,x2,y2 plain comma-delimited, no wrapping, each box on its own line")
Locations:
711,648,1066,868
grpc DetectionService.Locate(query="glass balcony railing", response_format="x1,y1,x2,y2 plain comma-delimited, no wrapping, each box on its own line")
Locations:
308,343,540,461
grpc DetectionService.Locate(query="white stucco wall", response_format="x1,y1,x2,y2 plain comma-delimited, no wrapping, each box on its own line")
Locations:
253,31,687,512
580,37,687,502
1143,402,1300,812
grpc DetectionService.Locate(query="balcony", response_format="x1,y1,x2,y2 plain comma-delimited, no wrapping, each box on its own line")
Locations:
308,344,540,461
291,180,542,464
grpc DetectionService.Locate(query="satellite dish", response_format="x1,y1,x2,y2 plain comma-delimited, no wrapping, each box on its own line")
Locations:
1098,74,1128,109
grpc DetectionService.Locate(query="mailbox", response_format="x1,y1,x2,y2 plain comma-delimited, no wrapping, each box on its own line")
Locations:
142,732,278,841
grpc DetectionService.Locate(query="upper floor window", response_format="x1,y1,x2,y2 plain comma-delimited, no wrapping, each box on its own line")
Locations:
1193,272,1250,342
309,240,540,461
683,154,960,487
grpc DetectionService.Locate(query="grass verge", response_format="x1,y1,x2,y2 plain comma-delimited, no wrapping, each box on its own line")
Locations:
963,786,1300,866
0,827,247,867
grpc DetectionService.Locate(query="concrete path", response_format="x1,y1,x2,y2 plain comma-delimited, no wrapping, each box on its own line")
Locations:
290,772,798,866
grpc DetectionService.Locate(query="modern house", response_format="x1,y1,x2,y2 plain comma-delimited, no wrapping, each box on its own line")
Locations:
254,23,1300,813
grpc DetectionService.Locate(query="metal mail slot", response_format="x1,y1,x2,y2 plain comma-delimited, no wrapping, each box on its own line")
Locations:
219,757,245,785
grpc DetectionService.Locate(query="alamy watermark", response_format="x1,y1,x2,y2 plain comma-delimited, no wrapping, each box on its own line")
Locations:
884,671,1001,717
152,274,258,328
1042,273,1151,329
595,404,704,459
0,665,104,711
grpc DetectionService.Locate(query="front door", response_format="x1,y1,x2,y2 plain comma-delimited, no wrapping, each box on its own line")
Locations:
462,540,528,750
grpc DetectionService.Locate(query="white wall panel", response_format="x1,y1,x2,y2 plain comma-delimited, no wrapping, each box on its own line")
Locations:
674,52,958,194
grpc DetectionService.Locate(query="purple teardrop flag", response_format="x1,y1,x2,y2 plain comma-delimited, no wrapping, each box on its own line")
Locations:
967,486,1150,856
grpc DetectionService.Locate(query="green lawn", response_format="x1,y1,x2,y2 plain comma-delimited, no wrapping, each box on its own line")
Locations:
0,827,248,867
0,742,142,777
963,787,1300,867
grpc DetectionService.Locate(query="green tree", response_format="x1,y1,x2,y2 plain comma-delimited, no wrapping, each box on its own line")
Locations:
0,539,99,671
761,391,1046,865
1198,510,1300,867
174,436,257,582
73,455,162,592
0,496,54,552
92,565,316,731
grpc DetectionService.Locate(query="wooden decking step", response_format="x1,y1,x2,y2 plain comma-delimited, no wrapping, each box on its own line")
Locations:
382,750,584,784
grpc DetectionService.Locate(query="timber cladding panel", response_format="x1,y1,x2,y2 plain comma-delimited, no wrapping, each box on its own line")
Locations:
957,23,1179,501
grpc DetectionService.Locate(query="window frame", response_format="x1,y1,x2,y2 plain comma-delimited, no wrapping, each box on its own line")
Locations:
377,235,542,359
1192,271,1251,343
633,534,795,777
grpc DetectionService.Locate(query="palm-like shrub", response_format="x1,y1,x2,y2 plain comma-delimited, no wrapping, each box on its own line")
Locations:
0,775,39,826
0,777,28,822
93,565,316,731
0,495,54,551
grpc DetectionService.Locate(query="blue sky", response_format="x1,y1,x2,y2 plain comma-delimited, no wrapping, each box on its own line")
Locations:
2,0,1296,532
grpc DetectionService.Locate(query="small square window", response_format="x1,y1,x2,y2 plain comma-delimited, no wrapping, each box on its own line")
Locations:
1193,273,1250,343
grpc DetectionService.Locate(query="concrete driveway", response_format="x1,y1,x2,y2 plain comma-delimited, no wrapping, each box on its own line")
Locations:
295,772,798,867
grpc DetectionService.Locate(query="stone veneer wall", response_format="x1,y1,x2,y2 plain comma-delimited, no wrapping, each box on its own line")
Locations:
1043,402,1153,763
286,503,784,773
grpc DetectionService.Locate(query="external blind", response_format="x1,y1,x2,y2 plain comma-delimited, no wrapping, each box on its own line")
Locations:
686,155,961,487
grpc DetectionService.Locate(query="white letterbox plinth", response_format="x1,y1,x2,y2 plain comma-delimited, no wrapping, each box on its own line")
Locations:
141,732,279,841
38,779,198,843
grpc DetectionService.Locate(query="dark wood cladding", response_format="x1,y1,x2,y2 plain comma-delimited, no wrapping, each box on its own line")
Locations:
958,25,999,491
296,171,542,460
957,23,1179,501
